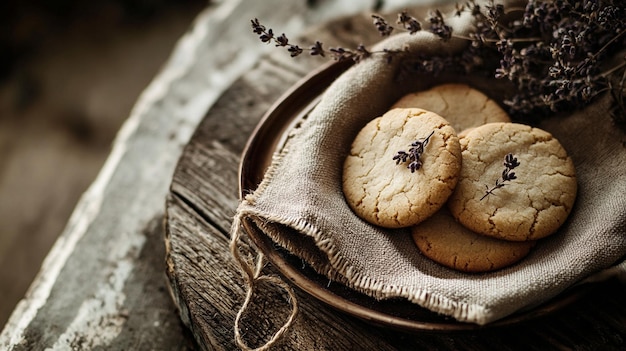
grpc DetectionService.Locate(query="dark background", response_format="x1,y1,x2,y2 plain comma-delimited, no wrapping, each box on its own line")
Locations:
0,0,205,328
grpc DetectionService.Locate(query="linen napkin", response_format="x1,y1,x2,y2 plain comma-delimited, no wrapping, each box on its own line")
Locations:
233,1,626,325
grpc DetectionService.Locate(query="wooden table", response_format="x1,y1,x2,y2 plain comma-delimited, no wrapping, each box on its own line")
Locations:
2,0,625,350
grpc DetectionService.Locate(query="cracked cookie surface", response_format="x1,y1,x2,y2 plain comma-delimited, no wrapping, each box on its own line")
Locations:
343,108,461,228
448,122,577,241
412,209,536,273
392,84,511,133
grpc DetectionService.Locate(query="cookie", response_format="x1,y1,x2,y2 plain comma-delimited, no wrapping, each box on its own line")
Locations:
412,209,536,273
448,122,577,241
343,108,461,228
392,84,511,132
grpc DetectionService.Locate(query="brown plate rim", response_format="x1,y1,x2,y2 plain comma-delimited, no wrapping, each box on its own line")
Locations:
238,59,591,332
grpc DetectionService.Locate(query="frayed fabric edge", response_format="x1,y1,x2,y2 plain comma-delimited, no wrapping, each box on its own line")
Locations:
235,205,494,325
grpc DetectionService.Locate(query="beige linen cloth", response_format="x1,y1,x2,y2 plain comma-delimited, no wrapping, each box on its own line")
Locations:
232,2,626,325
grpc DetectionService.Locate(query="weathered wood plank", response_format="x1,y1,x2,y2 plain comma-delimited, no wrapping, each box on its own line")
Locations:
170,139,241,232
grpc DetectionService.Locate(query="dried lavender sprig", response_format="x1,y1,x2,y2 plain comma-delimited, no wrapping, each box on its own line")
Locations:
481,153,520,200
251,18,305,57
393,131,435,173
251,18,401,62
253,9,434,63
252,9,453,65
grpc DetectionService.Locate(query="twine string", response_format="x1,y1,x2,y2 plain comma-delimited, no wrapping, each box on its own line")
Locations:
230,216,299,351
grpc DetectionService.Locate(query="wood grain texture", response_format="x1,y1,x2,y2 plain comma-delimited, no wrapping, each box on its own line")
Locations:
165,7,626,351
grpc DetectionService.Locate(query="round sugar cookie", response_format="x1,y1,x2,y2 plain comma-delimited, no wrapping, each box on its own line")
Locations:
392,84,511,132
412,209,536,273
343,108,461,228
448,122,577,241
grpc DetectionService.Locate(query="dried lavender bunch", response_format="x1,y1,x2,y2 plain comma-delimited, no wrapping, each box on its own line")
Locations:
252,1,626,125
392,131,435,173
481,153,520,200
461,0,626,121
